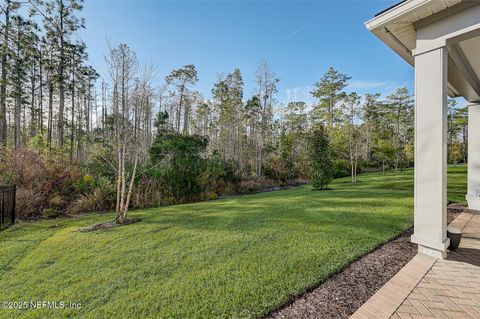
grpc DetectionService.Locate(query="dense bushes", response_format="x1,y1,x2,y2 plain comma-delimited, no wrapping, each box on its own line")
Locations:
1,139,306,220
69,176,117,214
0,148,81,219
3,130,405,220
149,130,209,200
200,153,236,194
333,159,350,178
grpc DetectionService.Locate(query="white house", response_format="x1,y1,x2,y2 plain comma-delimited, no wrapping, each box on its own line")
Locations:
366,0,480,259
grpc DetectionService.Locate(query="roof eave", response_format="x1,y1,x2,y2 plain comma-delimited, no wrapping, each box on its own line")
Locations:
369,27,415,67
365,0,431,31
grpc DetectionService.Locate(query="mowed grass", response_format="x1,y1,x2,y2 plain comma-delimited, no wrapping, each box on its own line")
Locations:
0,166,467,319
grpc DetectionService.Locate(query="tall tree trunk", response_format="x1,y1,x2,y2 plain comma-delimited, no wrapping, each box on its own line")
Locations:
70,57,75,160
86,84,90,134
38,51,43,135
47,81,53,149
30,62,36,137
119,143,126,215
117,157,138,224
14,88,21,149
57,0,65,147
14,33,21,149
115,147,122,214
353,158,358,183
349,123,354,183
101,81,106,132
177,84,184,133
329,97,333,128
0,1,10,147
350,158,354,182
183,100,189,135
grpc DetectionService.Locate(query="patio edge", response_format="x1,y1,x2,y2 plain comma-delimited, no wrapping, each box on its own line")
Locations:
349,253,436,319
350,211,475,319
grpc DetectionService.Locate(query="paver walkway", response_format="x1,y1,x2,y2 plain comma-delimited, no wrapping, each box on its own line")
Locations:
351,211,480,319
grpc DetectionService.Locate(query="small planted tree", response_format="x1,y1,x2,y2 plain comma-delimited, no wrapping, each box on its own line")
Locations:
308,124,334,190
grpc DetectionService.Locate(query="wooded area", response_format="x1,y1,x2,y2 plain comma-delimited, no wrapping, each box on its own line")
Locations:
0,0,469,221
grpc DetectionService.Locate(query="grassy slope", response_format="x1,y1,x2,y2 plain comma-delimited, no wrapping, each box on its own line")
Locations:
0,166,467,319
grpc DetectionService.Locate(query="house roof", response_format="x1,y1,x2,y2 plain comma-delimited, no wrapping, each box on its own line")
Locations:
366,0,480,102
366,0,465,64
374,0,407,17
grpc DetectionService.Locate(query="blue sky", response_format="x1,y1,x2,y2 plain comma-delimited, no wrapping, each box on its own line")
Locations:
79,0,412,104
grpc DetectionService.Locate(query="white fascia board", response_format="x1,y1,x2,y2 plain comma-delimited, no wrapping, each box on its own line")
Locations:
365,0,432,31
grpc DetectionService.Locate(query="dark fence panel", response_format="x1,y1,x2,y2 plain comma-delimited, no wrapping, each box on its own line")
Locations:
0,185,16,229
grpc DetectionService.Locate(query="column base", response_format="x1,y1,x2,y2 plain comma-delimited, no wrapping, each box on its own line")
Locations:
417,244,448,259
466,195,480,211
411,234,450,259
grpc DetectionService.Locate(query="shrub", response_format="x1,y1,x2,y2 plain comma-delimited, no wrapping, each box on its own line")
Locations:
200,154,236,194
202,191,219,201
234,178,276,195
15,188,45,220
263,158,291,181
83,144,116,180
149,129,208,199
68,189,106,215
0,148,82,219
333,159,350,178
49,194,67,210
42,208,62,219
132,176,165,209
75,175,96,193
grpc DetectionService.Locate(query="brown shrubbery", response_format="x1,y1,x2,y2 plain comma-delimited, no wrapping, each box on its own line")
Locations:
0,147,307,220
0,148,82,219
0,148,117,219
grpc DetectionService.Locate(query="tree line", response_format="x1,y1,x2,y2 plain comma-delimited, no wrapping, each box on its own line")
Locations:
0,0,469,223
0,0,99,154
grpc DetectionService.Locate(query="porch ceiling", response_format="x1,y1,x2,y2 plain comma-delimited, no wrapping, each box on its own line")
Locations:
460,36,480,79
366,0,480,103
454,35,480,102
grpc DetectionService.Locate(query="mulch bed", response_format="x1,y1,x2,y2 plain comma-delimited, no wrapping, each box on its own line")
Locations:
266,205,464,319
78,218,142,232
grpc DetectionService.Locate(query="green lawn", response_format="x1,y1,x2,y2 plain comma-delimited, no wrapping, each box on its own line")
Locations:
0,166,467,319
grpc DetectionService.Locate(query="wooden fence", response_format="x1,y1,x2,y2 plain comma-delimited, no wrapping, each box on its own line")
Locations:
0,185,16,229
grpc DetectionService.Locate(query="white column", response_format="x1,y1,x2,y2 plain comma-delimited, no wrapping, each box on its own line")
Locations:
467,103,480,210
411,46,450,259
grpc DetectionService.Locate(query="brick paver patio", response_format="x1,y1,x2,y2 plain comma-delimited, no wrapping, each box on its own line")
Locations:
351,211,480,319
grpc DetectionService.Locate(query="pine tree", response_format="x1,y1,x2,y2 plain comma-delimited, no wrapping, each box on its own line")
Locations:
342,92,362,183
254,60,278,177
211,69,244,172
10,15,37,148
165,64,198,134
0,0,21,147
310,67,350,127
362,93,382,161
385,87,413,172
31,0,85,147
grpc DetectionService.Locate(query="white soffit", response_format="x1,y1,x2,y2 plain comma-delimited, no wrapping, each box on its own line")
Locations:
366,0,463,64
456,35,480,102
460,36,480,77
366,0,480,102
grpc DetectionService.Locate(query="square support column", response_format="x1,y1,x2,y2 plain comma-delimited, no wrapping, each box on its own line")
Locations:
467,103,480,210
411,46,450,259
